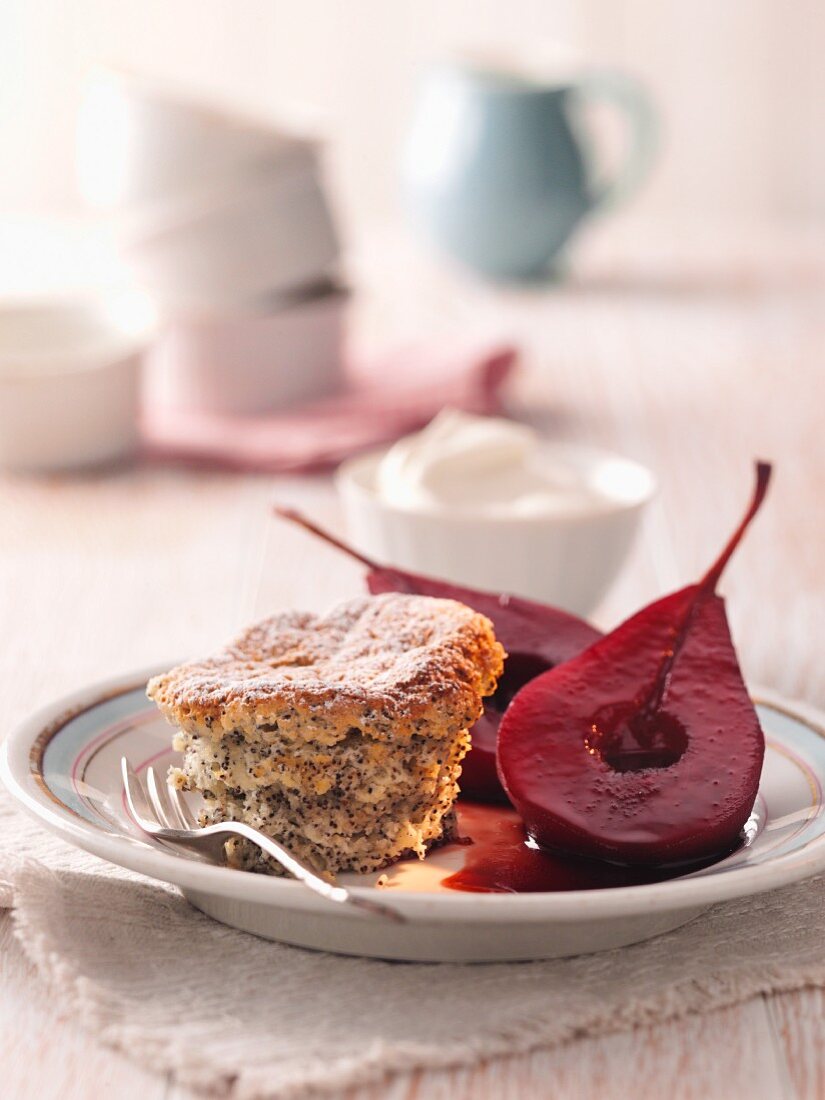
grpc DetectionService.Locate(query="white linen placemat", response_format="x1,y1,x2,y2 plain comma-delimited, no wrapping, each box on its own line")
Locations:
1,789,825,1100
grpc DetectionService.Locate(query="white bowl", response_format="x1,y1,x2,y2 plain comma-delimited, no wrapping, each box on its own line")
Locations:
77,68,311,209
144,286,347,416
337,442,656,616
76,70,340,312
0,295,153,473
118,158,340,313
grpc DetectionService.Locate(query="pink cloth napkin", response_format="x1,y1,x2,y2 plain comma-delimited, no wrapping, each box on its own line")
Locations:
141,341,517,473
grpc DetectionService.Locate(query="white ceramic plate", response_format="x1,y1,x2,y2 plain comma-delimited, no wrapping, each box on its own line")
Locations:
3,667,825,962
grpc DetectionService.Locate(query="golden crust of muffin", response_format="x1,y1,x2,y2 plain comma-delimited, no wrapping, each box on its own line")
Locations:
147,593,505,741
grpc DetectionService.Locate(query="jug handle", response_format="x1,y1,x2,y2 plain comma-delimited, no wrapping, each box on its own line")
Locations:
569,71,658,211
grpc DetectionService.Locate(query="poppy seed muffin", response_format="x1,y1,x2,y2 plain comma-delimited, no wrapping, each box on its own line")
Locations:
147,593,504,877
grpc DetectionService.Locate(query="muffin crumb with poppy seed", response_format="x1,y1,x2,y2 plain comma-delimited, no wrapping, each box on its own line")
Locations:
147,593,504,877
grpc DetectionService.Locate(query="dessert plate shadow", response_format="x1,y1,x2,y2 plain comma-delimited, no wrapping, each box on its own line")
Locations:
3,666,825,963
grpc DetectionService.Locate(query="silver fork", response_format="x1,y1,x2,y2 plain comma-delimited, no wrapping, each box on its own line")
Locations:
120,757,404,922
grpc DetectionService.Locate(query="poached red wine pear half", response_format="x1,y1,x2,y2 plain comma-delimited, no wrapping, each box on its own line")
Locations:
275,507,601,802
498,462,772,867
277,462,771,871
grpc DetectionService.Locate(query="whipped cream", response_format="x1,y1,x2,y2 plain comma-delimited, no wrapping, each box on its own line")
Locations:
376,410,602,517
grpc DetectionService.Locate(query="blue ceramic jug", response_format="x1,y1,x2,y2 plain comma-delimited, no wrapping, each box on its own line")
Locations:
402,63,657,280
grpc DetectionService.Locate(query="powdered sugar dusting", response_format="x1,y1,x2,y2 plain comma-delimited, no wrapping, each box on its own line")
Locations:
147,593,504,726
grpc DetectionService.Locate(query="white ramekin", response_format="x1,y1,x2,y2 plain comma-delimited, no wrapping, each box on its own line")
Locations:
336,442,656,616
116,157,339,313
144,285,347,416
76,69,340,313
0,295,153,473
76,67,306,209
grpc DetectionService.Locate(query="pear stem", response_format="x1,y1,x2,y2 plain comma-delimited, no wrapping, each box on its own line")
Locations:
699,461,773,594
639,461,772,720
274,507,379,571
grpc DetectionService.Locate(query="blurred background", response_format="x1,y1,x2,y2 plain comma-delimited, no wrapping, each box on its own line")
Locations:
3,0,825,232
1,0,824,703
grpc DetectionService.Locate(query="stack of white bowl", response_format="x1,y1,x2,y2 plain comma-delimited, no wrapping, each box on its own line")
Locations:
76,69,345,417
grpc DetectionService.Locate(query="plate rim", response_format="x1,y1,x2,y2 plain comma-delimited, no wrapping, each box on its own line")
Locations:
3,663,825,923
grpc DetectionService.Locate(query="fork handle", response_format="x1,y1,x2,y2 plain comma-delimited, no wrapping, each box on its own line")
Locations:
216,821,404,922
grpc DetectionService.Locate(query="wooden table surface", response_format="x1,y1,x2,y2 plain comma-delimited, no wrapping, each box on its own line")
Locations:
2,221,824,1099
